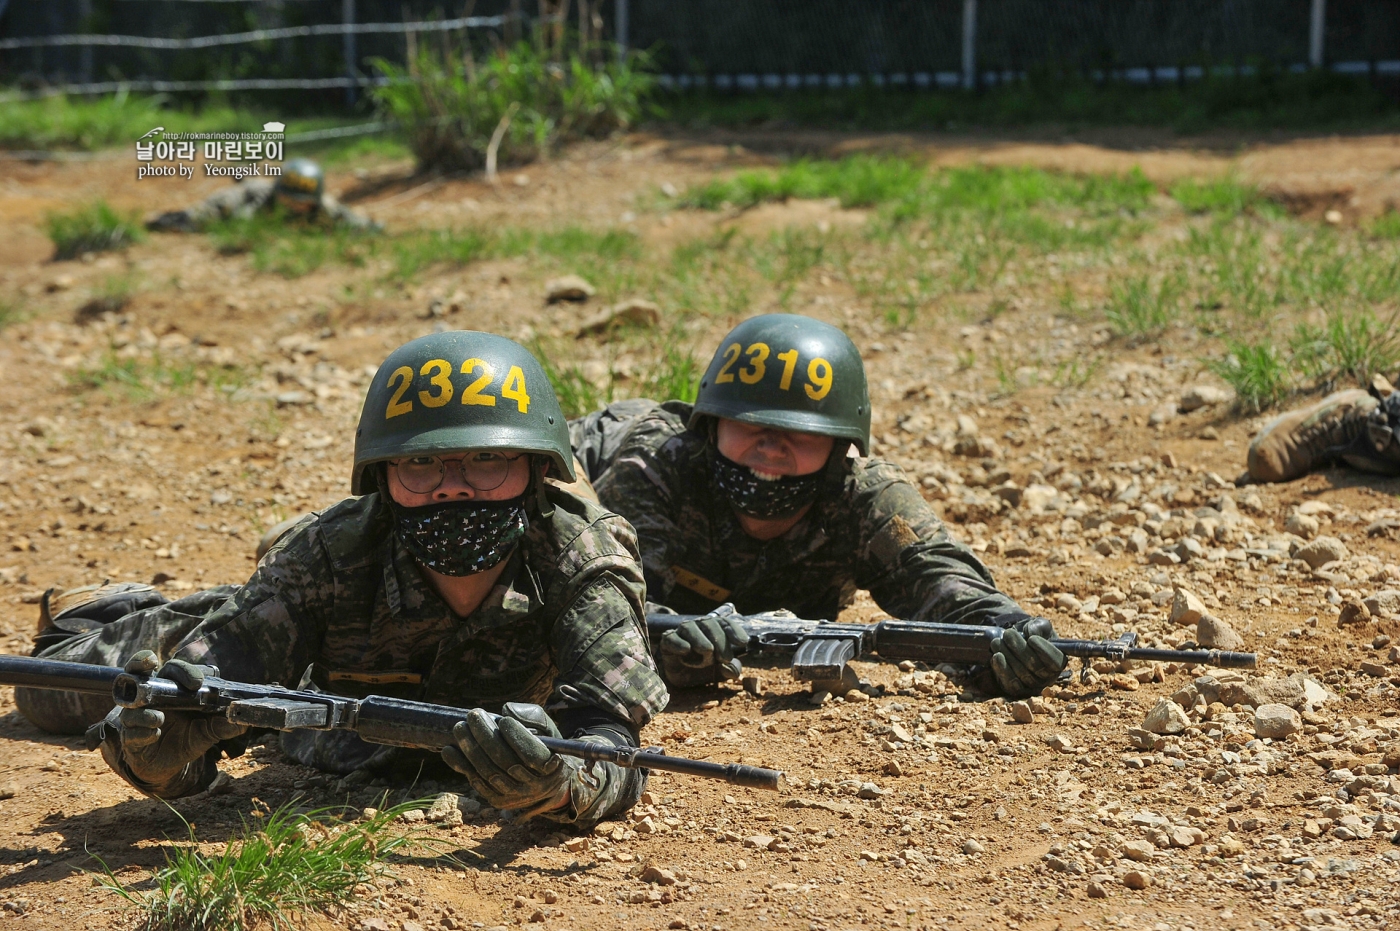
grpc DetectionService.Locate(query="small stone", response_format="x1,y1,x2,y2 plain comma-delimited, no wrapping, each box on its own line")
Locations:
1170,588,1207,626
883,760,903,777
641,865,677,885
741,675,765,696
574,298,660,336
1196,614,1244,650
743,835,776,850
857,782,886,799
1045,734,1074,753
962,838,986,855
1055,593,1083,613
1360,660,1389,677
0,785,14,801
1120,840,1156,862
1338,599,1372,627
1142,699,1189,735
1168,827,1204,848
1285,513,1320,539
1179,385,1231,412
1253,703,1302,739
1122,870,1152,890
275,390,312,407
402,922,425,931
360,920,392,931
844,689,870,703
545,274,596,303
398,809,425,823
1364,590,1400,617
1086,881,1108,899
1293,536,1348,569
1126,728,1157,750
1009,701,1034,724
426,792,460,823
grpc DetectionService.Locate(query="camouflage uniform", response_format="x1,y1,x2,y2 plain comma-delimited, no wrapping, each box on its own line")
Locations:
18,486,667,824
577,401,1025,625
145,179,380,232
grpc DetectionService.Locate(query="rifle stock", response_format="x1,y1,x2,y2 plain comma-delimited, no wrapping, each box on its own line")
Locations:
0,655,782,791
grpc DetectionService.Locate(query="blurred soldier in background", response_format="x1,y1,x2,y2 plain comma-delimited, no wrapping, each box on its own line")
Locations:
146,158,380,232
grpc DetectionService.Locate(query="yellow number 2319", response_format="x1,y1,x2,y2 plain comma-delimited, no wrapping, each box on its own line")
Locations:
713,342,831,401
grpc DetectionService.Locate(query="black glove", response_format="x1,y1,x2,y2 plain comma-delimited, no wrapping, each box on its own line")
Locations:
989,617,1066,700
658,602,749,687
442,703,580,817
98,650,246,796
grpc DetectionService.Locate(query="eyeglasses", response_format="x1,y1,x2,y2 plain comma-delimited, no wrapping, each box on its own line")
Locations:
389,453,524,494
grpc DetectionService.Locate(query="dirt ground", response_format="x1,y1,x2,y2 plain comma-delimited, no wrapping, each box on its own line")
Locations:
2,128,1400,931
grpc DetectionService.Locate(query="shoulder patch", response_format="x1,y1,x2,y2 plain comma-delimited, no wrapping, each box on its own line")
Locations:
871,513,921,565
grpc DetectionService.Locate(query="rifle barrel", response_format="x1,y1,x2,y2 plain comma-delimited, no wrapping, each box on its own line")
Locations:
1052,639,1256,669
539,736,782,790
0,654,123,693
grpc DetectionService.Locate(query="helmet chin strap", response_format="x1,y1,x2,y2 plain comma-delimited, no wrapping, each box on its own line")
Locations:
530,457,555,519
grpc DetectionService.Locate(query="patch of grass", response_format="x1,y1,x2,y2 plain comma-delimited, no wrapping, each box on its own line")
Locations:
70,348,244,399
1051,355,1103,389
1170,177,1279,218
1290,309,1400,387
1106,273,1183,342
635,336,701,403
46,200,145,260
1206,340,1290,413
535,320,701,418
533,341,607,419
210,212,377,279
0,297,27,329
75,273,137,322
1367,211,1400,240
96,800,429,931
389,228,492,281
681,154,925,210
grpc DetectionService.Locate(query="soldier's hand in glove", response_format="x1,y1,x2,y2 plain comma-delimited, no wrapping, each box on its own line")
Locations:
989,617,1066,700
99,650,246,796
442,703,574,817
658,602,749,688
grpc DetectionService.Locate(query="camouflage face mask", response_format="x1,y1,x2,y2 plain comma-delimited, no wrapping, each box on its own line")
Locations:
390,499,528,576
711,453,822,520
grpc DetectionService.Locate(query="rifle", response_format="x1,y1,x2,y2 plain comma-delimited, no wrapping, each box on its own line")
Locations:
646,611,1257,691
0,655,781,791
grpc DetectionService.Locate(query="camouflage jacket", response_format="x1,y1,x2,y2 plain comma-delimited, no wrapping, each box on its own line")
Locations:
146,178,380,232
587,401,1025,624
167,487,668,729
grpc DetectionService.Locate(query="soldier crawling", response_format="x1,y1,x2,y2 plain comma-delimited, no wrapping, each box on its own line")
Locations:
145,158,380,233
16,332,666,826
570,313,1070,699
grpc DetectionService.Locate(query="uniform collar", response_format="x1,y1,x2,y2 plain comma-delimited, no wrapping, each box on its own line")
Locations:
382,533,542,629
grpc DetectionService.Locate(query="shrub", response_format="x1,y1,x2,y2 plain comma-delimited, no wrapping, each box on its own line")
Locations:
46,200,145,260
371,37,654,173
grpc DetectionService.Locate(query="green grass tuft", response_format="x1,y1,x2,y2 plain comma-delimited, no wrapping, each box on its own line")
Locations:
1170,178,1279,219
95,801,429,931
1367,210,1400,240
1106,273,1183,342
1206,340,1290,413
46,201,145,260
69,348,244,399
1290,309,1400,387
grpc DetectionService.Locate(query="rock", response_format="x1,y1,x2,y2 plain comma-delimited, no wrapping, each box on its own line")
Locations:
1285,513,1320,539
0,785,14,801
1010,701,1034,724
403,922,425,931
574,298,660,337
1360,660,1389,677
962,839,986,855
741,675,765,696
1126,728,1157,751
426,793,463,825
857,782,885,799
1293,536,1348,570
641,865,677,885
742,835,776,850
1122,870,1152,890
1196,614,1244,650
360,919,393,931
1120,840,1156,862
1045,734,1074,753
1021,484,1060,513
1179,385,1231,412
1338,599,1372,627
1142,699,1189,735
883,760,903,777
275,390,312,407
545,275,596,303
1364,590,1400,617
1086,881,1108,899
1055,593,1083,613
1170,589,1207,626
1168,827,1205,847
398,808,425,823
1254,704,1302,739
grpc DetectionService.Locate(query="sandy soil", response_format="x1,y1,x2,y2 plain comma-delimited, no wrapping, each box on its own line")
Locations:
1,129,1400,931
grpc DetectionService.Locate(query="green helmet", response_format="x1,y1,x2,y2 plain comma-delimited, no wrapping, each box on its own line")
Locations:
690,313,870,454
352,331,574,495
275,158,324,204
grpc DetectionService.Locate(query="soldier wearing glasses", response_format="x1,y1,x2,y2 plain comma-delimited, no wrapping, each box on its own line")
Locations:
14,332,667,826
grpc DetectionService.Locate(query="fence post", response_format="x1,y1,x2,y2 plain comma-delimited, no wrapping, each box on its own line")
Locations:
615,0,629,66
1309,0,1325,69
343,0,357,107
78,0,93,83
962,0,977,90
